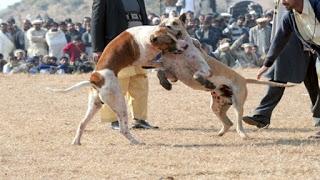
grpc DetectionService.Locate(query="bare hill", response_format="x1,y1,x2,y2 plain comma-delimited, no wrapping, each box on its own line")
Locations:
0,0,273,24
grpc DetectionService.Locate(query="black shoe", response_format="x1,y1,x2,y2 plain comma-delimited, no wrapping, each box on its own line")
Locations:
314,118,320,127
110,121,120,130
132,119,159,129
243,116,269,129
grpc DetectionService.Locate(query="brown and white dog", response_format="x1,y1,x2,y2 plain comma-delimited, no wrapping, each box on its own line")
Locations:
155,15,294,139
48,26,188,145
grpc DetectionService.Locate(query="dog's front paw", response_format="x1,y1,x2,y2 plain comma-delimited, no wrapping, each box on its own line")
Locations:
157,70,172,91
160,80,172,90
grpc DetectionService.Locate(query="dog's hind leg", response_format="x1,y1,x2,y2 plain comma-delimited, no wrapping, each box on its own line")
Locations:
232,92,248,139
72,89,102,145
210,94,233,136
99,80,141,145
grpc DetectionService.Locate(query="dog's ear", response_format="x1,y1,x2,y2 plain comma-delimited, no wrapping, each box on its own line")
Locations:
179,13,187,25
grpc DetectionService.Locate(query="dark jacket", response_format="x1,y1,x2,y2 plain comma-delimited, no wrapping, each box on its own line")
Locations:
91,0,149,52
264,0,320,67
195,26,222,50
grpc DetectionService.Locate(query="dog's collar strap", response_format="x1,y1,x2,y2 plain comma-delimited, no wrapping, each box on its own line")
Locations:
154,52,162,61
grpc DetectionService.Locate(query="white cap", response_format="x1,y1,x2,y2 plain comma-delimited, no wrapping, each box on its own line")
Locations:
32,19,43,25
220,13,232,17
241,43,254,48
256,17,269,23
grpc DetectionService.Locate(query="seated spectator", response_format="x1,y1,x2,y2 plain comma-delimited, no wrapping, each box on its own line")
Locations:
14,49,27,62
62,35,85,65
147,13,158,24
213,38,237,67
72,53,94,73
151,17,161,25
38,55,58,74
0,53,7,72
235,43,261,68
26,56,41,74
3,55,18,74
56,56,71,74
213,35,260,68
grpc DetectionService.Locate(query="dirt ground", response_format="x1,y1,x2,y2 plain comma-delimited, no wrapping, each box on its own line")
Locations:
1,69,320,179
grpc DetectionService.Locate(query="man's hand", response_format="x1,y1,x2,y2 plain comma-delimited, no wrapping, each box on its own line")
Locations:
257,65,269,80
93,52,102,63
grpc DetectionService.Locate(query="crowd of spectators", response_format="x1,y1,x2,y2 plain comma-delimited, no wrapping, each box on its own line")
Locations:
0,2,273,75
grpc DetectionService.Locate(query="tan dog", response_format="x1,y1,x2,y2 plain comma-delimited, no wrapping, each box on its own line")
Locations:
48,26,188,145
156,15,294,139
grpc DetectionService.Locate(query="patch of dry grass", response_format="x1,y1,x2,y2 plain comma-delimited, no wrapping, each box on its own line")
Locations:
1,69,319,179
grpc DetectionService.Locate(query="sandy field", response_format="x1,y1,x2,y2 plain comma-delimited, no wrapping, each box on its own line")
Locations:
1,69,320,179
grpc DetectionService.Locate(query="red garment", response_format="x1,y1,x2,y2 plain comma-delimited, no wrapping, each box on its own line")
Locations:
62,42,85,63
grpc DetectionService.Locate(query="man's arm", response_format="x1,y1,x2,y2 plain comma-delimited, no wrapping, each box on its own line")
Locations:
91,0,106,53
263,13,293,67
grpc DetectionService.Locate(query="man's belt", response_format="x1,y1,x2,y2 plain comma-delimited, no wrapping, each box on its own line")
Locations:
125,11,143,22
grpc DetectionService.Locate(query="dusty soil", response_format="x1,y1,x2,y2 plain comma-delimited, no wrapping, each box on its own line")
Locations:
1,69,320,179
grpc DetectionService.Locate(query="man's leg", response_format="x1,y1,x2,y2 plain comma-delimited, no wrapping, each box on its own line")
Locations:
128,74,158,129
243,81,286,128
100,77,130,129
303,54,320,126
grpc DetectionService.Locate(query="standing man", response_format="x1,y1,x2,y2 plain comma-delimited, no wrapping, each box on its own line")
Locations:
91,0,158,130
249,17,272,56
26,19,48,57
248,0,320,138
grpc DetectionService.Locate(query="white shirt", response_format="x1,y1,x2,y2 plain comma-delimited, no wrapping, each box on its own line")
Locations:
294,0,320,45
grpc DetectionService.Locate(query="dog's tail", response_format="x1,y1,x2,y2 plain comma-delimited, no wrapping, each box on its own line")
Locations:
46,81,91,93
245,78,295,87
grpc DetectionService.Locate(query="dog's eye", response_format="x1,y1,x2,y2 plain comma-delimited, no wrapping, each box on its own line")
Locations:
166,25,172,29
172,22,178,26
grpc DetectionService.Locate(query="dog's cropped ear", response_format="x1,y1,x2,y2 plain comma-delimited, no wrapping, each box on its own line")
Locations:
179,13,187,25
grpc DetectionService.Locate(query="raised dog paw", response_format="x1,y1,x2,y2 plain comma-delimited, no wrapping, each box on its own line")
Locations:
160,80,172,90
157,70,172,91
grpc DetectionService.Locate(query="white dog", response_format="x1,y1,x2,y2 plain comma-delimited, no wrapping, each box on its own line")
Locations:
48,26,188,145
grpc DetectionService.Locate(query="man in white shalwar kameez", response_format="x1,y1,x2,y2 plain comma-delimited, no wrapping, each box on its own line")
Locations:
0,23,14,59
26,19,48,57
46,22,67,59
